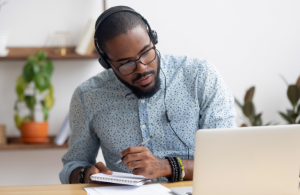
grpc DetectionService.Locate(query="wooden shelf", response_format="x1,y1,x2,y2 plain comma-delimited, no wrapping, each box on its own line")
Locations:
0,136,68,150
0,47,99,60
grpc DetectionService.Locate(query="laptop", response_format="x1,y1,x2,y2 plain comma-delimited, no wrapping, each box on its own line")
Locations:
171,124,300,195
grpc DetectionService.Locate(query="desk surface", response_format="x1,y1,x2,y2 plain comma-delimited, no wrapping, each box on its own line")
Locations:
0,181,193,195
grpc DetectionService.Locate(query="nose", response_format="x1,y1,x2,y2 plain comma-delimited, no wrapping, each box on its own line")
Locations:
134,61,147,74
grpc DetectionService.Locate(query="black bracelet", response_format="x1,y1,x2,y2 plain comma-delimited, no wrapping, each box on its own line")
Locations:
165,156,175,182
172,157,179,182
173,157,181,182
78,166,90,183
170,157,177,182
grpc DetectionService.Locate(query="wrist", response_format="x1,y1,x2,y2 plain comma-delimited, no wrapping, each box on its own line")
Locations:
79,166,91,183
160,158,172,178
83,167,91,183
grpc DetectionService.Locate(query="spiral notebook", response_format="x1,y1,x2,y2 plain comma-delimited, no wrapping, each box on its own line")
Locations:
90,172,151,186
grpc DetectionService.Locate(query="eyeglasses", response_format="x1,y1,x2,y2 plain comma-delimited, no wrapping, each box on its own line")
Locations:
108,46,157,76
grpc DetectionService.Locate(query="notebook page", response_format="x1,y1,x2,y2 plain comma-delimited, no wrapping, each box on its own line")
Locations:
90,171,148,184
90,183,173,195
84,188,101,195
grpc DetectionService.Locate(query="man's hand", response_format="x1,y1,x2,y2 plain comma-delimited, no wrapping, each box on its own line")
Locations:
84,162,113,183
120,146,172,179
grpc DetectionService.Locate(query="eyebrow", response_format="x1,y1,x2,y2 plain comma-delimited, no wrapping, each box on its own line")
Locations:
116,44,150,62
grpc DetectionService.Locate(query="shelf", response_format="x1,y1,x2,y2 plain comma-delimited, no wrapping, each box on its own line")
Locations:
0,47,99,60
0,136,68,150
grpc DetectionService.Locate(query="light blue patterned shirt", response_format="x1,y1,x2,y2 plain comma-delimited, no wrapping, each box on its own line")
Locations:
59,54,236,184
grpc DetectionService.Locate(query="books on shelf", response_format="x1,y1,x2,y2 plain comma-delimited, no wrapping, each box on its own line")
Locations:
90,172,151,186
75,18,96,55
54,114,70,145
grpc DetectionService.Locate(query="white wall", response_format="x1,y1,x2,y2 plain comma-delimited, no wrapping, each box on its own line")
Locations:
0,0,299,186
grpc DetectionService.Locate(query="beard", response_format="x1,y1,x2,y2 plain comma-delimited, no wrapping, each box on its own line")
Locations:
115,58,161,99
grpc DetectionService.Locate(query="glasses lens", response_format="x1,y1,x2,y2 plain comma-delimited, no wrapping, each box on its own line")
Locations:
118,48,156,75
140,48,156,65
119,61,136,75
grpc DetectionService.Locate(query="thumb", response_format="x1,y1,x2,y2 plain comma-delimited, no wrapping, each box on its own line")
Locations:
95,162,113,175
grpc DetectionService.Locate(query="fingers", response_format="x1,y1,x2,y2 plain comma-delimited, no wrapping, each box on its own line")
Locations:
122,152,143,165
95,162,113,175
120,146,147,158
88,162,113,184
126,160,143,170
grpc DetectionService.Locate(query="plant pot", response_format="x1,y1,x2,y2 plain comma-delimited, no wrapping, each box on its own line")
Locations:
21,121,50,143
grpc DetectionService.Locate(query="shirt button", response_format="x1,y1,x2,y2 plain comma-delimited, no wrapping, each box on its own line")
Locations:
141,125,146,129
141,99,145,103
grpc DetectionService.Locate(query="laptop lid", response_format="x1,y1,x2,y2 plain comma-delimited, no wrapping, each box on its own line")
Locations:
193,124,300,195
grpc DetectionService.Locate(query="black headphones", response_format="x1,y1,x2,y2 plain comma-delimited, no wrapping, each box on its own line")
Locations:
94,6,158,70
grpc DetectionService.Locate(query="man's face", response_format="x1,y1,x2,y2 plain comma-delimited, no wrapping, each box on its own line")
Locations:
103,26,160,98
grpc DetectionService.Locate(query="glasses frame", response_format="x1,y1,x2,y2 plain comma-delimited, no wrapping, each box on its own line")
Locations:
107,46,157,76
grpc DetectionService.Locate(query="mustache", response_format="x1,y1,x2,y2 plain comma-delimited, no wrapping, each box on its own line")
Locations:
132,70,155,84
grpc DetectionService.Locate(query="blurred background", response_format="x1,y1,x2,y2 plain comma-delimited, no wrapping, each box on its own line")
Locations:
0,0,299,186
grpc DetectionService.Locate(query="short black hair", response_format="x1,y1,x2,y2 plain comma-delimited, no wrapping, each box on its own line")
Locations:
95,6,147,52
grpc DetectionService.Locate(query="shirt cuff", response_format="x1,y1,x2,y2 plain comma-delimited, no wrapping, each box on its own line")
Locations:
59,161,91,184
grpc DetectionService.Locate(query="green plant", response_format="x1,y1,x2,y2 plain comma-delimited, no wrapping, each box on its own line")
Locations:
279,76,300,124
235,86,272,127
14,51,54,130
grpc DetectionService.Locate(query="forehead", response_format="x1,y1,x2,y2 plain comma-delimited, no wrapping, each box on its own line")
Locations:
104,26,150,61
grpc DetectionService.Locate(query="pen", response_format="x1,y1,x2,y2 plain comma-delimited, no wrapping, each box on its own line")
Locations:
116,135,153,164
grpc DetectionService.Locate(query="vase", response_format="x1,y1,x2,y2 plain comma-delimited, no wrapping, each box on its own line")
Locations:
21,121,50,143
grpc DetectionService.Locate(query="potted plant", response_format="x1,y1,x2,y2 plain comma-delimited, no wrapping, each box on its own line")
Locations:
235,86,273,127
279,76,300,124
14,51,54,143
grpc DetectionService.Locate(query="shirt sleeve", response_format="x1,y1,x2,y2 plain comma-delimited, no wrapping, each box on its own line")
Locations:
59,87,100,184
197,60,237,129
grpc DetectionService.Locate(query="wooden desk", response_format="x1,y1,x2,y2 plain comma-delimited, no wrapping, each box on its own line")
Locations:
0,181,193,195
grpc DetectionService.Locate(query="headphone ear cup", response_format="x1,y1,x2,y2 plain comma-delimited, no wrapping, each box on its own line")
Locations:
150,30,158,45
98,56,110,69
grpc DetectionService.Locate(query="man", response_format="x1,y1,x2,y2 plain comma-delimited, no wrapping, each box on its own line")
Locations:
59,6,236,184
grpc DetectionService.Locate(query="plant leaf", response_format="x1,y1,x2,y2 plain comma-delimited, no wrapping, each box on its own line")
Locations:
34,72,50,92
49,84,54,96
243,101,254,118
287,85,300,107
37,50,47,61
253,113,262,126
264,121,272,126
23,62,39,82
15,75,28,102
44,93,54,109
244,86,255,102
14,114,22,130
234,98,243,109
296,76,300,88
297,104,300,115
42,105,49,121
286,109,293,117
25,95,36,110
22,115,31,122
27,55,37,63
279,112,293,124
43,60,53,77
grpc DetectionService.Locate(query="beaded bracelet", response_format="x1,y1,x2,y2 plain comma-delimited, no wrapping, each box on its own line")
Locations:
170,157,178,182
177,158,185,181
173,157,182,181
165,157,175,182
79,166,90,183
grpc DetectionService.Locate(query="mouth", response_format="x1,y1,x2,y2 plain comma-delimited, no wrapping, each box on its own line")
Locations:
136,75,152,86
